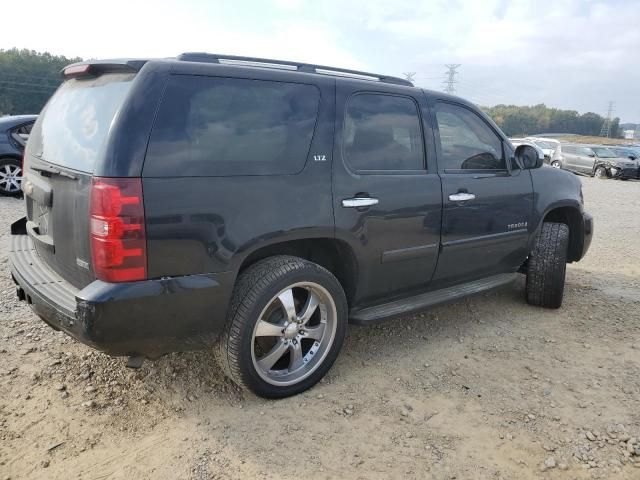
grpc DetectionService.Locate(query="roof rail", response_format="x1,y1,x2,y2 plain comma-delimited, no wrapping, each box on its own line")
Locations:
176,52,413,87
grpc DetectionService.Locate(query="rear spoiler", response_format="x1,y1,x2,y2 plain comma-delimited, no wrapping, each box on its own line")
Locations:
61,59,148,79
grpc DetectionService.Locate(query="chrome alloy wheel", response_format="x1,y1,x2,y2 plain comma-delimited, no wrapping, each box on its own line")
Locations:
0,164,22,194
250,282,337,386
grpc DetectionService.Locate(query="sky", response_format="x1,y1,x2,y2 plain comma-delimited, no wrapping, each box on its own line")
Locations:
4,0,639,122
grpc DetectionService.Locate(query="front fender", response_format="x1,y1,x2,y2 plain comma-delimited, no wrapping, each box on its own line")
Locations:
528,166,588,262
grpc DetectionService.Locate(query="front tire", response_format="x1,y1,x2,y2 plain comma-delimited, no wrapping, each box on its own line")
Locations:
551,160,562,169
0,158,23,196
526,223,569,309
218,255,347,398
594,166,608,179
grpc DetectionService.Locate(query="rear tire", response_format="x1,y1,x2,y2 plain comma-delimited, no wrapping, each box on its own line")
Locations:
217,255,347,398
551,160,562,169
0,158,23,197
526,222,569,309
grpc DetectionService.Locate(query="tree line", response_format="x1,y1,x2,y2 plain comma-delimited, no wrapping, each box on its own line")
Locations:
0,48,80,115
0,48,620,139
482,104,619,138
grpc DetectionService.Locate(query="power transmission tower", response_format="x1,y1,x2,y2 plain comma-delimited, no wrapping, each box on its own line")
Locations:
443,64,461,95
403,72,416,83
600,101,614,137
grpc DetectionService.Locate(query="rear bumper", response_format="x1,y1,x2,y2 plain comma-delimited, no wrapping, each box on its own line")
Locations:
10,233,234,358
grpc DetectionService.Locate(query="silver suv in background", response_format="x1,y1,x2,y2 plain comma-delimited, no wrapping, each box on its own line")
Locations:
552,144,639,179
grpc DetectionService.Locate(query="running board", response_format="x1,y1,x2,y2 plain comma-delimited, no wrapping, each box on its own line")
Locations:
349,273,517,325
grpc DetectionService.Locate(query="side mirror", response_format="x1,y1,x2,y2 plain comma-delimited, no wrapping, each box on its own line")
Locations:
515,144,543,169
588,153,596,158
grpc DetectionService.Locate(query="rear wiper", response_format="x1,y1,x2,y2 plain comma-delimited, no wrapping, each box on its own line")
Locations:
30,164,77,180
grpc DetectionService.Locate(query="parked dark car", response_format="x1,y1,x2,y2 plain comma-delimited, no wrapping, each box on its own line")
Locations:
608,146,640,162
552,144,638,179
0,114,37,196
10,54,593,398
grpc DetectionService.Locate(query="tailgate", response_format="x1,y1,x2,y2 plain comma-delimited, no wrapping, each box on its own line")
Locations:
23,72,135,289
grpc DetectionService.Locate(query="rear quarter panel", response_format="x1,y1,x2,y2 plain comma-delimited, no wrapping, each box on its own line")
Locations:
142,69,336,278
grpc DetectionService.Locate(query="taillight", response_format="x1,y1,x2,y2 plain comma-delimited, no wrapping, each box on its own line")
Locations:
90,178,147,282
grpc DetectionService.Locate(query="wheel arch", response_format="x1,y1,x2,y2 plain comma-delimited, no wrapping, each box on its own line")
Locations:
237,238,359,307
540,205,585,263
0,154,23,162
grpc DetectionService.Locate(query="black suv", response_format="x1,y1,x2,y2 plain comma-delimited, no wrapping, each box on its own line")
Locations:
10,54,593,398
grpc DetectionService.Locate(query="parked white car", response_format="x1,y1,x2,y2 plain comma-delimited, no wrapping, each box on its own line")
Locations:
509,138,545,161
525,137,560,161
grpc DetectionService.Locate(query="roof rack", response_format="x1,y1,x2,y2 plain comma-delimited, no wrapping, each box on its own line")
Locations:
176,52,413,87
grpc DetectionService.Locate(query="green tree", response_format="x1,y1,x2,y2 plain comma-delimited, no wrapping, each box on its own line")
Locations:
482,104,619,138
0,48,82,115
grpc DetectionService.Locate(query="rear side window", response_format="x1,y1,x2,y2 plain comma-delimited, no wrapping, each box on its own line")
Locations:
434,102,505,171
563,146,576,154
31,73,135,173
145,76,320,176
343,93,424,172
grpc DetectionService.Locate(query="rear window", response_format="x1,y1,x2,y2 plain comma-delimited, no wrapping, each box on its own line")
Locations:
32,73,134,173
144,75,321,177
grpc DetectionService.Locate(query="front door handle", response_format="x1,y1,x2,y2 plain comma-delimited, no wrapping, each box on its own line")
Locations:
342,197,379,208
448,192,476,202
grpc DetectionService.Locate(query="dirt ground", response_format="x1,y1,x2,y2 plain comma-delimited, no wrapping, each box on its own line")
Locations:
1,176,639,480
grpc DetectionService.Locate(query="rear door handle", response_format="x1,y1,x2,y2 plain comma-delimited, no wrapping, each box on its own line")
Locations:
448,192,476,202
342,197,379,208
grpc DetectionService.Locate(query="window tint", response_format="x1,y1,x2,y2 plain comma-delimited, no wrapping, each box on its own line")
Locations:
343,94,424,171
146,76,320,176
434,102,505,170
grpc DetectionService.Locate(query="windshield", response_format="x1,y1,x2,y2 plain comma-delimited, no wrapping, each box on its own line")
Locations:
534,140,557,150
614,148,638,158
591,147,617,158
30,73,135,173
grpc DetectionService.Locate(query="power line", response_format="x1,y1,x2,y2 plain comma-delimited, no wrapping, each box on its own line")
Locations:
0,84,57,96
403,72,416,83
0,80,58,91
443,64,461,95
599,101,614,137
0,73,60,85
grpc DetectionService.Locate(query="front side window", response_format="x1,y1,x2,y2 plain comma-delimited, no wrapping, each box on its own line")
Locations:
146,75,320,176
343,93,424,172
579,147,595,157
434,102,505,171
10,122,35,146
591,147,616,158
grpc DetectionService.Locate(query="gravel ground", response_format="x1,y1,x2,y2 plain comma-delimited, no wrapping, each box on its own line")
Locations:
0,176,639,480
